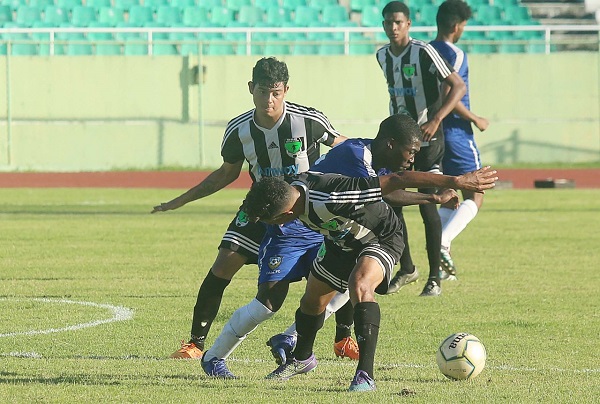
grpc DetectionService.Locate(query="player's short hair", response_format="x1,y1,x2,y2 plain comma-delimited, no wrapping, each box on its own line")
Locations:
436,0,472,33
382,1,410,19
375,113,421,146
242,177,293,222
252,57,289,88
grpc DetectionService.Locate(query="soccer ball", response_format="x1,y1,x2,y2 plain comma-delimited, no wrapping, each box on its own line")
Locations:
436,332,486,380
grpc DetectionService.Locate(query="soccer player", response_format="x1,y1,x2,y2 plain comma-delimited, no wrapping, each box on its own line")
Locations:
151,57,349,361
244,167,497,391
201,114,465,377
377,1,467,296
430,0,490,280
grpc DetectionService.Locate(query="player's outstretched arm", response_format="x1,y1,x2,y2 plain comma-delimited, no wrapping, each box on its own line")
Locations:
383,188,459,207
378,166,497,195
151,160,244,213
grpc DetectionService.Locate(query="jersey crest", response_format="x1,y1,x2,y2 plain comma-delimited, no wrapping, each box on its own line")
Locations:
235,210,249,227
284,138,304,158
268,256,282,269
402,64,416,80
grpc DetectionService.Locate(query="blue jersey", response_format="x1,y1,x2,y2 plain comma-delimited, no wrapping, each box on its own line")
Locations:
429,40,473,134
311,138,384,178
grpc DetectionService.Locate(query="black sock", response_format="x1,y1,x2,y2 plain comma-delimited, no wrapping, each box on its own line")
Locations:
334,300,354,342
353,302,380,379
293,308,325,361
419,196,442,284
189,270,231,349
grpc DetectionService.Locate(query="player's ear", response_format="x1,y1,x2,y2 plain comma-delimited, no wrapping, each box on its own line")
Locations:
248,81,254,94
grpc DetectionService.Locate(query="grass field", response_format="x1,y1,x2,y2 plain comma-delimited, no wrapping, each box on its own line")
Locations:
1,187,599,403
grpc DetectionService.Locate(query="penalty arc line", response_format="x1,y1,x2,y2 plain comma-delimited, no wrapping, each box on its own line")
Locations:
0,297,134,338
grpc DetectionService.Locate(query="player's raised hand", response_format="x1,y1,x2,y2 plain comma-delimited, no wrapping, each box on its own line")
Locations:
455,166,497,192
434,189,459,208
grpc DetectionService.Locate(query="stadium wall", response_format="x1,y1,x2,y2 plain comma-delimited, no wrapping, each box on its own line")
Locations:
0,54,598,172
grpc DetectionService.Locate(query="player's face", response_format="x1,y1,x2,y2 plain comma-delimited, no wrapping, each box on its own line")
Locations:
454,20,468,43
249,81,288,122
390,140,420,171
260,207,296,225
382,12,411,47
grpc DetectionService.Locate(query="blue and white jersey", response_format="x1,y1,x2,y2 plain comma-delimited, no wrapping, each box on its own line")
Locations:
429,40,473,134
311,138,381,178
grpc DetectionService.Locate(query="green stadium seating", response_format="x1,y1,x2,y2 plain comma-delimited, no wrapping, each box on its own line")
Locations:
238,5,265,26
29,0,52,9
360,5,381,27
469,43,496,53
115,22,146,39
255,0,279,10
95,42,122,54
294,5,320,26
1,0,26,12
87,0,112,9
0,4,13,25
123,37,148,54
224,0,251,12
210,6,234,26
1,22,28,38
282,0,307,11
98,7,125,26
265,7,292,26
264,42,291,55
71,6,97,27
503,6,533,24
206,41,236,55
474,5,503,25
292,40,317,54
170,0,195,8
11,42,38,55
16,6,42,26
114,0,139,12
0,43,6,54
308,0,338,12
322,4,349,26
153,42,178,55
318,41,344,55
493,0,520,7
497,42,527,53
67,40,94,55
182,6,209,26
349,0,378,13
143,0,169,11
128,5,154,26
416,4,437,26
156,6,182,25
43,6,69,25
55,0,82,12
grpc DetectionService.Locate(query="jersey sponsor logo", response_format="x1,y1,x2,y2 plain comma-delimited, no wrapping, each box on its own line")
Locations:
268,141,279,149
235,210,249,227
388,87,417,97
402,64,417,79
268,256,282,269
284,138,304,158
258,164,300,177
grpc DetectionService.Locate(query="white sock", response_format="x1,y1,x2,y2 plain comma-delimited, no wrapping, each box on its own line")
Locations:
280,290,350,337
438,206,455,229
441,199,478,250
204,298,273,360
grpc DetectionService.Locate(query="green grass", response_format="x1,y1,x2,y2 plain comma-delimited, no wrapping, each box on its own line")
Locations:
1,188,599,403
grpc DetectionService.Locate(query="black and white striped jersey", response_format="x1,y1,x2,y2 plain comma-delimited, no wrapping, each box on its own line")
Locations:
290,172,400,251
221,101,341,183
376,38,454,125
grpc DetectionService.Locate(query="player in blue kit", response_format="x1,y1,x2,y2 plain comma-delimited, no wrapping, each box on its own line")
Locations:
429,0,490,280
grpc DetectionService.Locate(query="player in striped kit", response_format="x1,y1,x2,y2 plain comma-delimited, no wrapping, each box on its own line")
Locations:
151,57,350,362
430,0,490,280
376,1,467,296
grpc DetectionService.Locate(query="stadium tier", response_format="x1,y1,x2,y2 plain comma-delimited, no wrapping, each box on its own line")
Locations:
0,0,569,56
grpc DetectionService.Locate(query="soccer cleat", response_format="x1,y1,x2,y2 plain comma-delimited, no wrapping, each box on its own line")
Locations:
266,333,297,366
201,356,238,379
348,370,376,392
169,340,203,359
440,248,457,281
334,337,360,360
265,354,317,380
419,280,441,297
386,267,419,294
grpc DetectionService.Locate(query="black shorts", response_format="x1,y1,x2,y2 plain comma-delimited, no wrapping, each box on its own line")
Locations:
310,235,404,295
218,209,266,265
413,129,444,174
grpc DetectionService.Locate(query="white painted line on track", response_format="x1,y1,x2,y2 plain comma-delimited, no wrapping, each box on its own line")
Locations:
0,298,134,338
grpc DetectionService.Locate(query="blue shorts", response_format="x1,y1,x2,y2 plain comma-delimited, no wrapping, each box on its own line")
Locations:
442,128,482,176
258,222,324,284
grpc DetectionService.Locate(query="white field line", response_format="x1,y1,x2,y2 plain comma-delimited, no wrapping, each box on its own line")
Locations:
0,298,134,338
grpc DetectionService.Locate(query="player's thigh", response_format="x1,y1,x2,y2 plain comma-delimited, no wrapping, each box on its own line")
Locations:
300,273,338,316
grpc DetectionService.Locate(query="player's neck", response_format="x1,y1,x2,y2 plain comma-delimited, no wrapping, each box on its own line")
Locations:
389,39,409,56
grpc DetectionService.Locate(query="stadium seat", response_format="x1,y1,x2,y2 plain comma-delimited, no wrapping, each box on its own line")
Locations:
153,42,178,55
123,36,148,54
238,5,265,26
282,0,307,9
493,0,519,7
1,0,26,12
156,6,182,25
67,40,94,55
86,0,112,9
0,43,6,54
1,22,29,39
11,42,38,55
475,5,503,25
292,40,317,54
0,4,13,25
469,43,496,54
115,21,146,39
318,41,344,55
349,0,377,13
29,0,52,9
360,5,381,27
43,6,69,25
224,0,251,12
95,42,122,54
71,6,98,27
265,7,292,26
55,0,82,12
170,0,195,8
182,6,209,26
205,41,236,55
143,0,169,11
128,5,154,26
15,5,42,27
98,7,125,26
210,6,234,26
497,42,527,53
416,4,437,26
264,42,291,55
294,6,320,26
309,0,338,11
255,0,279,10
503,6,533,24
322,4,349,26
114,0,139,12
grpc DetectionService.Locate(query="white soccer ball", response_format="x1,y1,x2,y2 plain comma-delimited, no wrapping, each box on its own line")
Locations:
436,332,486,380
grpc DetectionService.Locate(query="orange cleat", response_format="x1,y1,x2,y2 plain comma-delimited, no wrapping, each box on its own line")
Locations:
170,340,203,359
334,337,360,360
